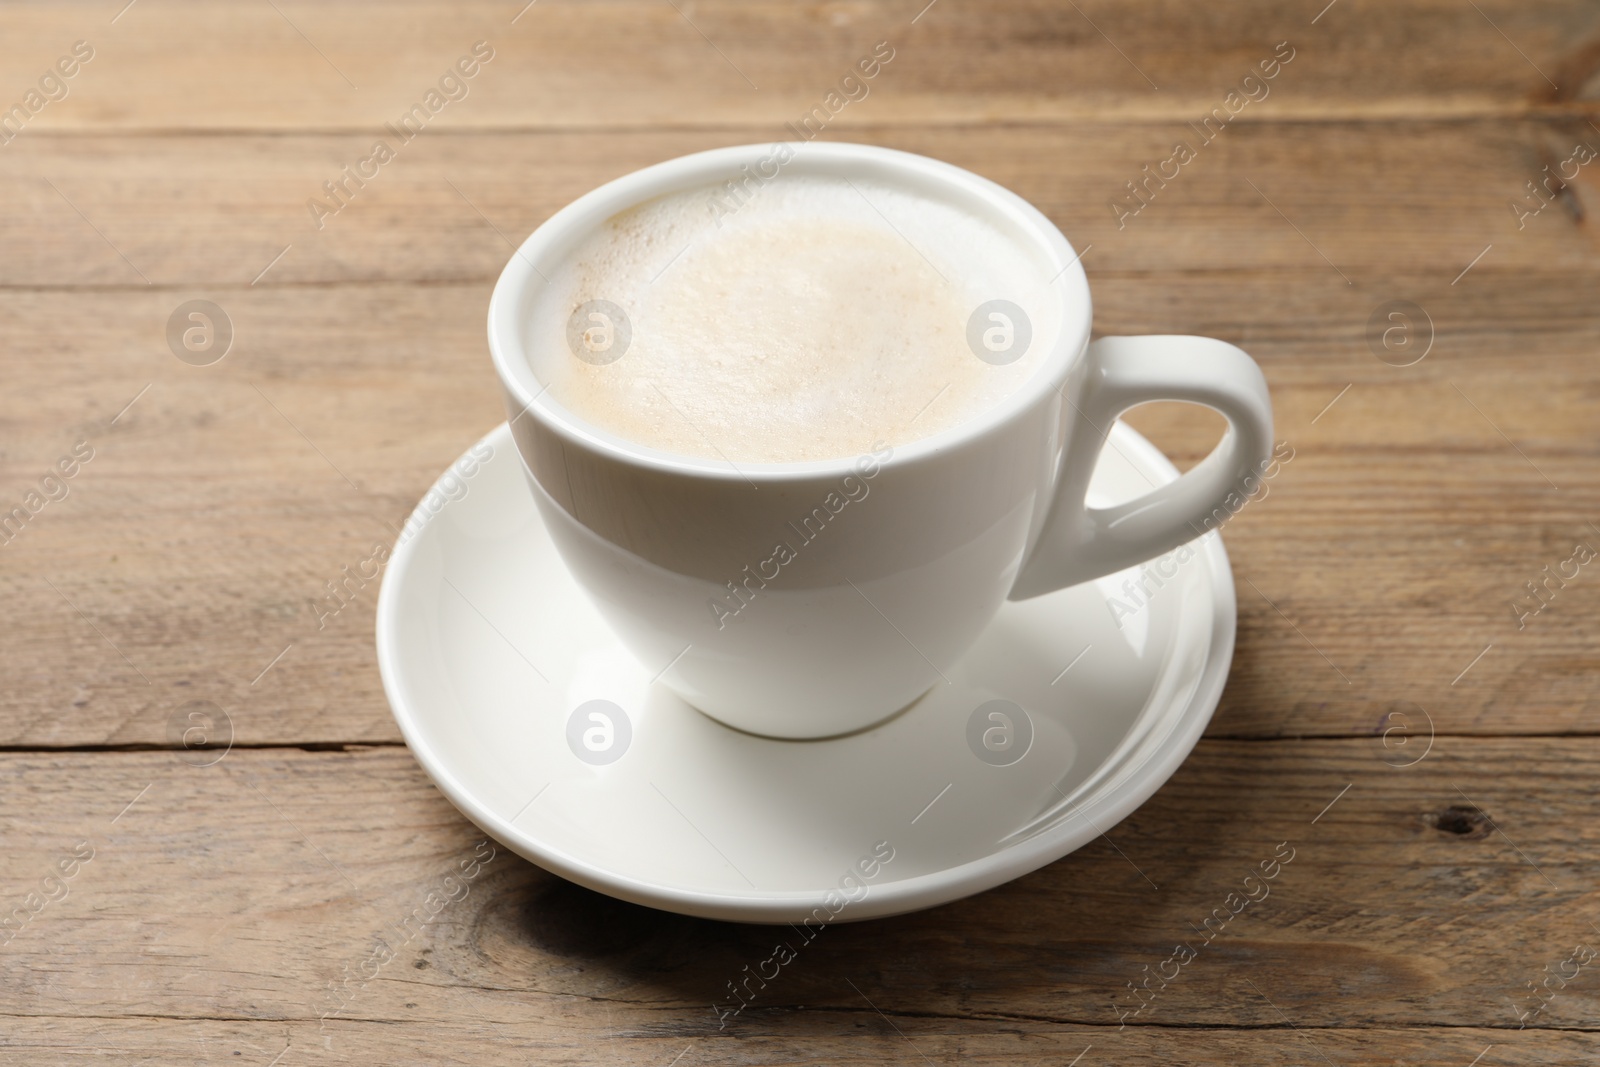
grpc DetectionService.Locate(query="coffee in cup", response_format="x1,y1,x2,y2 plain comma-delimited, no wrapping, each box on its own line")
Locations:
527,174,1063,463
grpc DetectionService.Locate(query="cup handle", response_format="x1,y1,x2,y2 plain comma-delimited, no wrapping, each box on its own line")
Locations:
1009,335,1274,600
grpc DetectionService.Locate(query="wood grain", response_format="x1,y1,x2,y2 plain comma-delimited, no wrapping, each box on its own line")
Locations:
2,740,1599,1041
2,120,1599,288
1,0,1598,134
2,266,1596,745
4,0,1600,1061
2,121,1597,747
1,1019,1594,1067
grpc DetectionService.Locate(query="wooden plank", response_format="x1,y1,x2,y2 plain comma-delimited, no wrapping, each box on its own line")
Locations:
1,0,1597,136
2,120,1599,288
0,283,502,748
0,257,1596,746
0,126,1594,746
1,740,1598,1038
0,1017,1593,1067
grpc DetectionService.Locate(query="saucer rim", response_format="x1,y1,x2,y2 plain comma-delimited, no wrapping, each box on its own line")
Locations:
376,421,1234,923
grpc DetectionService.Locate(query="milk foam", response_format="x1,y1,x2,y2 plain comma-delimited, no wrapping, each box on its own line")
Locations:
527,174,1060,463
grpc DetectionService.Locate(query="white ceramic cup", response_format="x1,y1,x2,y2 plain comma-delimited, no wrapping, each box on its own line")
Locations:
487,142,1272,740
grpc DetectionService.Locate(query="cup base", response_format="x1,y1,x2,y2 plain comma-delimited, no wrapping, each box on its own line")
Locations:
675,681,933,742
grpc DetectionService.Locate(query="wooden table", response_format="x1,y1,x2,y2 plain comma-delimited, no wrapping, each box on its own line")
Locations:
4,2,1598,1062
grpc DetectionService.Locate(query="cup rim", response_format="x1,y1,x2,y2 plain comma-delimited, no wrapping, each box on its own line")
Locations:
487,141,1092,480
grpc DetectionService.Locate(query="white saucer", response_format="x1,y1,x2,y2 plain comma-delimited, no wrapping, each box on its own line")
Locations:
376,421,1234,923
